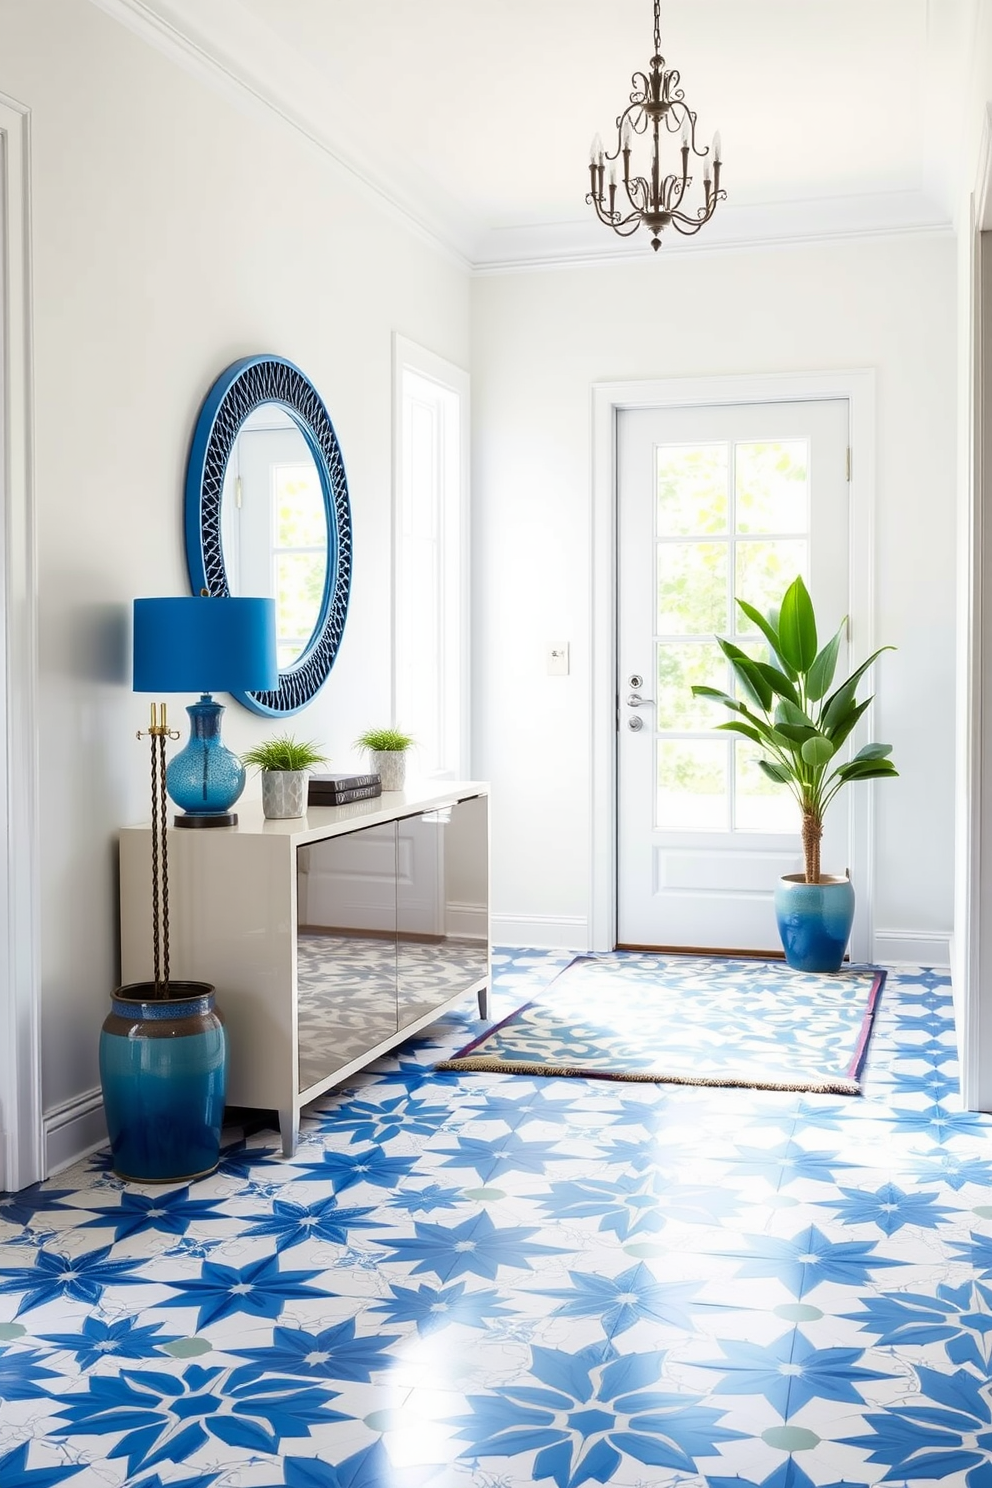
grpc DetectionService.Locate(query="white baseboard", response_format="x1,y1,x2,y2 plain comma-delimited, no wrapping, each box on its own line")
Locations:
445,901,488,940
491,913,589,950
44,1088,106,1177
872,928,952,968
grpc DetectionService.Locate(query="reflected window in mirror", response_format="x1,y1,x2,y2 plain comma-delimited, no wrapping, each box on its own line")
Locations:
220,404,329,669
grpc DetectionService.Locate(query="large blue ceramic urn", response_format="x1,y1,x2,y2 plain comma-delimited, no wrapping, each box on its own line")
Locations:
99,981,227,1183
774,873,856,974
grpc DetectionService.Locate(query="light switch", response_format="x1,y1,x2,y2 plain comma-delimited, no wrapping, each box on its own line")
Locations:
547,642,570,676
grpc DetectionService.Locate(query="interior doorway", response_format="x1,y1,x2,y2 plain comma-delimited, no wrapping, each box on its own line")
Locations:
591,371,877,960
616,397,851,952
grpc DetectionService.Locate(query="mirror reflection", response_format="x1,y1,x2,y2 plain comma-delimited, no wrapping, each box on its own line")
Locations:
220,402,329,669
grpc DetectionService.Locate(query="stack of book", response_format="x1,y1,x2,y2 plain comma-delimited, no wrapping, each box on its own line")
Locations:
308,772,382,807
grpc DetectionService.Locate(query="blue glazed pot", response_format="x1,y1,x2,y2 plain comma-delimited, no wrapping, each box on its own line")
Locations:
99,981,227,1183
774,873,855,973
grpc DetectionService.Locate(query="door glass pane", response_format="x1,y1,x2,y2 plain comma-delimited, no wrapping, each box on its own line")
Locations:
657,444,728,536
735,440,808,534
657,740,728,830
657,643,727,731
735,540,807,634
658,543,728,635
734,741,800,833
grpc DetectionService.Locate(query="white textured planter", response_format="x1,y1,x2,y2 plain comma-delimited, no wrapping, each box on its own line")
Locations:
371,750,407,791
261,770,307,819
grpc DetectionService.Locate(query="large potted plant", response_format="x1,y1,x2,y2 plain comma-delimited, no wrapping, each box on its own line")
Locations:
692,575,898,972
242,734,327,819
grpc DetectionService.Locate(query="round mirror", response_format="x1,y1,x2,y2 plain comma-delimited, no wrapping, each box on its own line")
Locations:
184,357,352,716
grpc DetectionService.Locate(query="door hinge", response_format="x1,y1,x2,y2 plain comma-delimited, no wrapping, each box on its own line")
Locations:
845,447,852,482
235,475,243,509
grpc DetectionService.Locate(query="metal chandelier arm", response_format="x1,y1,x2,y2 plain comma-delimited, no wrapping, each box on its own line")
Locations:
586,0,725,252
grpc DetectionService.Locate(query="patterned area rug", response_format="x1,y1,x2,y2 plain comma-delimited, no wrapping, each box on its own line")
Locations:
437,952,886,1094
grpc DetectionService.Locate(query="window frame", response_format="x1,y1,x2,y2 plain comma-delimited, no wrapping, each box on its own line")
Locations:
391,335,470,779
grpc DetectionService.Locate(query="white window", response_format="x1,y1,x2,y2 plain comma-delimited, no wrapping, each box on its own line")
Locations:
392,336,470,778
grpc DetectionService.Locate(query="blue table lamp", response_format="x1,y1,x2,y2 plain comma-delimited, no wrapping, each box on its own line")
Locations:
134,596,278,827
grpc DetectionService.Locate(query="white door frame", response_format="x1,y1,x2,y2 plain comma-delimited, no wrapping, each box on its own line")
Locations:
591,369,877,957
957,105,992,1112
0,94,42,1192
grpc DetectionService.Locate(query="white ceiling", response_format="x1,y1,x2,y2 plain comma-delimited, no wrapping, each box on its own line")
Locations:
103,0,980,270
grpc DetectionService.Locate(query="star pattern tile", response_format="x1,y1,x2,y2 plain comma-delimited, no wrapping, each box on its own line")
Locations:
0,949,987,1486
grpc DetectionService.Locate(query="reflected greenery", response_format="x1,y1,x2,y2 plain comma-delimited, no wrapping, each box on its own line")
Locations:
736,440,808,535
657,444,728,537
658,542,728,635
657,643,727,730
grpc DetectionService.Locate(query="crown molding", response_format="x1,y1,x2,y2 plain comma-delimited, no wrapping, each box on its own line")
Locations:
86,0,956,278
84,0,476,273
473,189,954,274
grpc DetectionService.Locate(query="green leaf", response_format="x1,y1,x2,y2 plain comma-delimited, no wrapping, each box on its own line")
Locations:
753,662,800,708
806,619,846,703
775,699,816,730
821,646,896,732
824,696,872,750
718,639,774,712
832,759,899,783
691,685,747,715
736,599,798,681
852,743,893,762
758,759,793,784
774,723,818,745
715,721,764,745
801,736,835,768
778,576,818,673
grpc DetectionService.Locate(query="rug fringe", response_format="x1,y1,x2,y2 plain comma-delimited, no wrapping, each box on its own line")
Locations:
434,1056,860,1095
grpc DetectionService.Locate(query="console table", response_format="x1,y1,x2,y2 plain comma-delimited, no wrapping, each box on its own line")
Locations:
119,782,490,1155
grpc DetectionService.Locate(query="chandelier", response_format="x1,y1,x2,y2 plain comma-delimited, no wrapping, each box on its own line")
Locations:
586,0,725,251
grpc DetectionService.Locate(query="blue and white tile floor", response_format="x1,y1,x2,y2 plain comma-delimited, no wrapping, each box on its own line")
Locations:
0,951,989,1487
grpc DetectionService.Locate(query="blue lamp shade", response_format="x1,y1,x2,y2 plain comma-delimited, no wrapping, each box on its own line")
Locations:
133,597,278,825
133,596,278,694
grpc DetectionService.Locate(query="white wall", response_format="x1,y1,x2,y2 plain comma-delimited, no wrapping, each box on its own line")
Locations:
0,0,469,1169
472,234,957,957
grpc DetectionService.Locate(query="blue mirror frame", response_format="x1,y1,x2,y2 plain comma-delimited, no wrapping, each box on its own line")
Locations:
184,355,352,716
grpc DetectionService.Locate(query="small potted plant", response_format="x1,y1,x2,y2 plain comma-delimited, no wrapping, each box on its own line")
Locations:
692,575,898,972
242,734,327,819
355,727,415,792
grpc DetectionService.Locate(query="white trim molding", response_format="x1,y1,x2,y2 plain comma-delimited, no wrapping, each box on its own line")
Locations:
0,93,41,1193
44,1088,107,1178
490,913,589,951
591,369,877,957
874,929,952,969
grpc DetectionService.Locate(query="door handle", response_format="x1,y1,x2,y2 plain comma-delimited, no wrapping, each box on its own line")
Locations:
626,693,654,708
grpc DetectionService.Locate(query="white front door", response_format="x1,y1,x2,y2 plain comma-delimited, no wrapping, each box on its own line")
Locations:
617,399,851,952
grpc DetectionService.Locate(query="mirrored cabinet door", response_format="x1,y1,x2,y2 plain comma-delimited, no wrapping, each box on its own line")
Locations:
296,824,398,1092
397,795,489,1027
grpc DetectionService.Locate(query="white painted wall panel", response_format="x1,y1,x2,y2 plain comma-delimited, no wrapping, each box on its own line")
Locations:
471,235,957,950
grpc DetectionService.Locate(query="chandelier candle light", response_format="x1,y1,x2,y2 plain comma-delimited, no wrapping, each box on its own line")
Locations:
587,0,725,251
